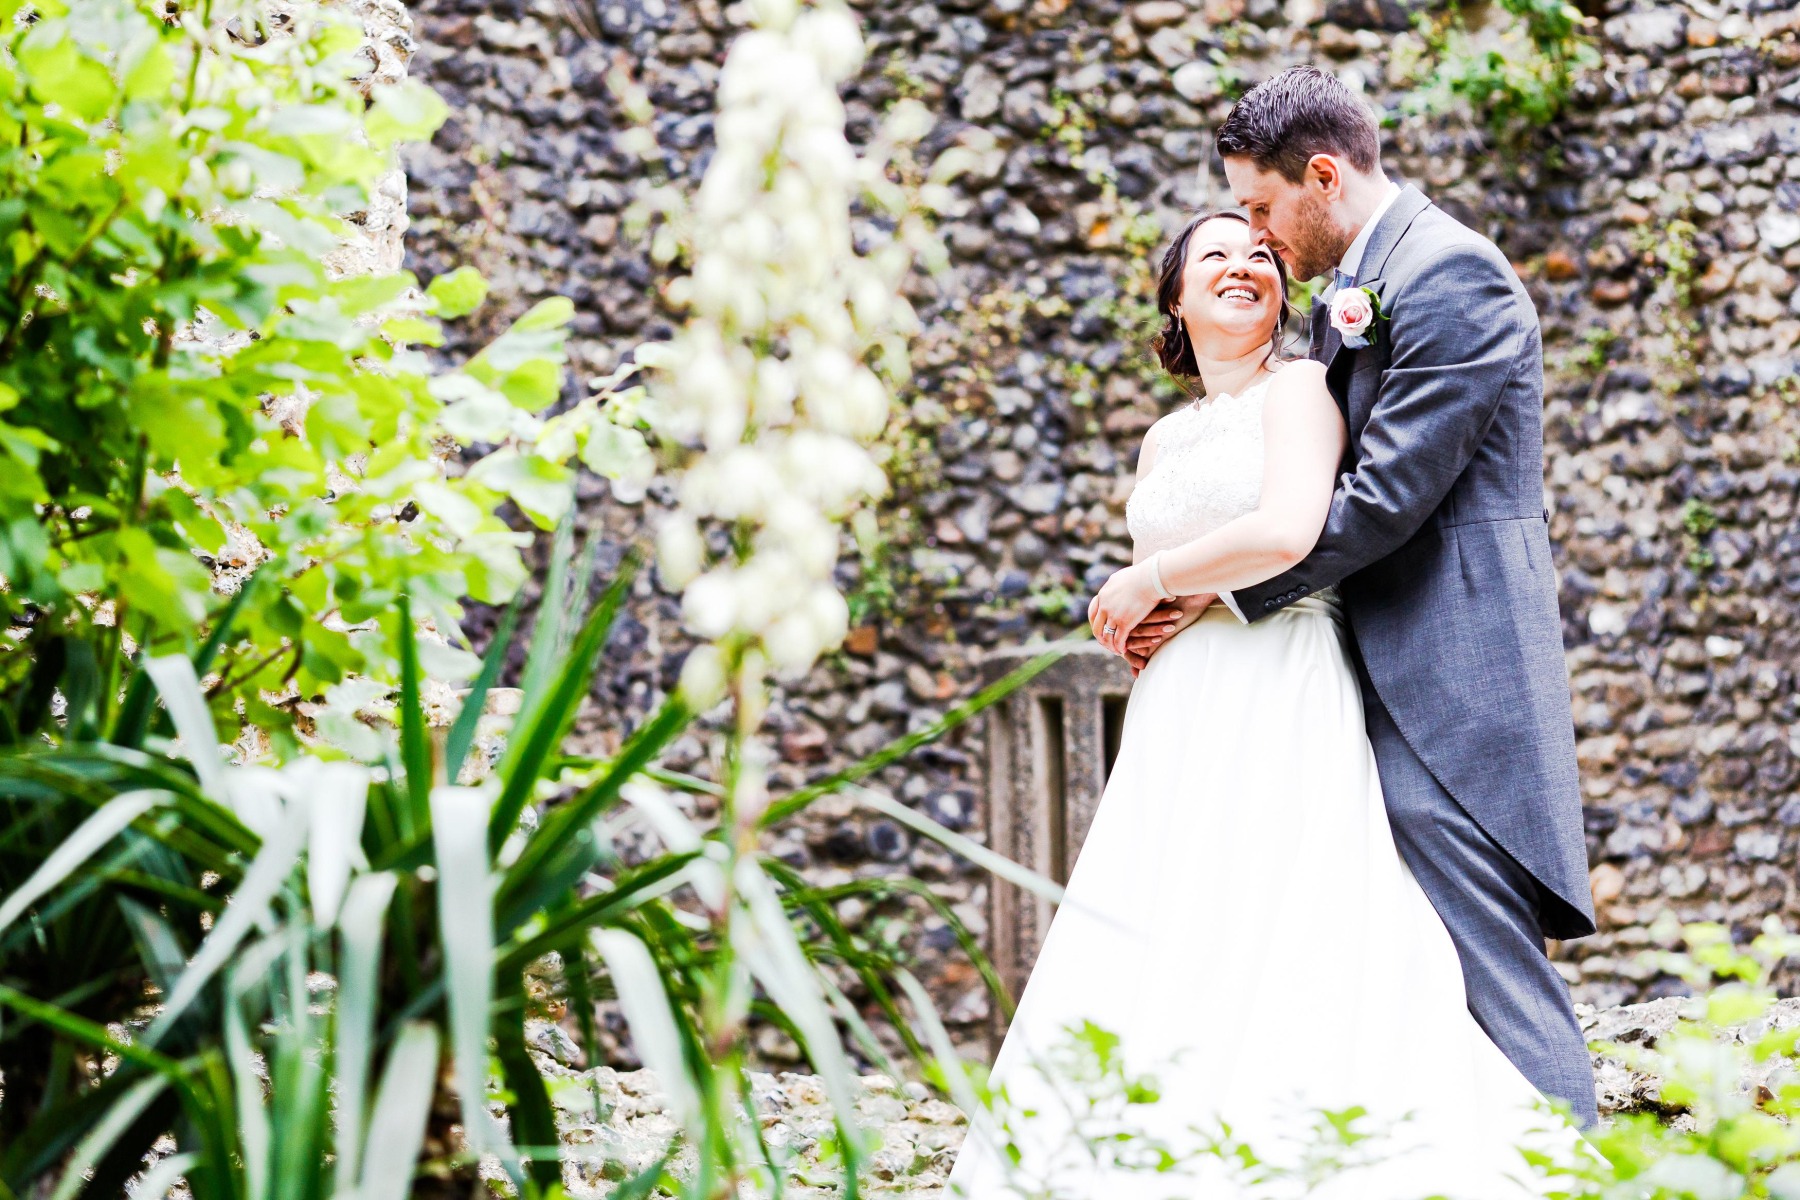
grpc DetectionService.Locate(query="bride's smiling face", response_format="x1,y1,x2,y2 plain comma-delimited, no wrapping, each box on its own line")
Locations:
1178,218,1284,355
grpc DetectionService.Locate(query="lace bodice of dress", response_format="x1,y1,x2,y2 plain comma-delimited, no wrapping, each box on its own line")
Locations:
1127,378,1274,557
1126,375,1339,605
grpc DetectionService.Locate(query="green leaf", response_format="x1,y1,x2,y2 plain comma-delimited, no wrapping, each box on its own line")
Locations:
364,80,450,150
592,929,704,1137
467,450,573,529
511,295,575,333
19,28,115,122
380,316,444,346
426,266,489,318
429,785,511,1166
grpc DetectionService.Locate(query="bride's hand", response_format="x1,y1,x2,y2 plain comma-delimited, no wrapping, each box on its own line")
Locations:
1124,593,1216,675
1088,563,1163,655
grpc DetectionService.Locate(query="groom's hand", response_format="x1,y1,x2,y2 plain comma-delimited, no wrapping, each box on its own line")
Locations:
1123,594,1216,676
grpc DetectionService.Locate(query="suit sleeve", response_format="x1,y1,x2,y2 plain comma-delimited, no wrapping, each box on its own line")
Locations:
1229,244,1528,621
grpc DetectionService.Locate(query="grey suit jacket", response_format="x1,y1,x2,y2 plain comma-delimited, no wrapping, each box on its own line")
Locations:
1233,186,1596,939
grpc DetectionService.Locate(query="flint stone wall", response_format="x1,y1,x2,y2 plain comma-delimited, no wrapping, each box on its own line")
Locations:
400,0,1800,1055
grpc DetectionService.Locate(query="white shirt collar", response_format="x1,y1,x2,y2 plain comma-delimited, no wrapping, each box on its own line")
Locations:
1338,180,1403,284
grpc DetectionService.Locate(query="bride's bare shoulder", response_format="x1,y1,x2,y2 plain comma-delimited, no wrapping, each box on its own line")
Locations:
1268,358,1328,397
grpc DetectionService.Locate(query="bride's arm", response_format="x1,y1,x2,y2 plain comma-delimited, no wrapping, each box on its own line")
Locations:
1089,363,1344,653
1157,361,1344,595
1129,422,1161,565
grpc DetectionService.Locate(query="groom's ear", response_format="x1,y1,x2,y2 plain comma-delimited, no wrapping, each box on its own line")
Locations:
1305,153,1347,199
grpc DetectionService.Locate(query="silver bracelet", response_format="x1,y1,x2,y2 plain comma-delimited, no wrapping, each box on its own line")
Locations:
1146,551,1175,600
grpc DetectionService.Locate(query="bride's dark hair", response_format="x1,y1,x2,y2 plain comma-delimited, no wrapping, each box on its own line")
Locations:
1152,209,1293,383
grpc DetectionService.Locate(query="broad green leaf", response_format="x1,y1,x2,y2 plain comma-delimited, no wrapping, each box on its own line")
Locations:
19,28,115,122
466,449,573,529
380,316,444,346
426,265,489,318
510,295,575,333
364,79,450,149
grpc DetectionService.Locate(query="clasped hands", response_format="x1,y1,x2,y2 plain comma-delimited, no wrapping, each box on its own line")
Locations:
1087,560,1216,676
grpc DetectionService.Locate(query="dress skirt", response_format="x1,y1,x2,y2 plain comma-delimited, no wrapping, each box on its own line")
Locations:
947,599,1576,1199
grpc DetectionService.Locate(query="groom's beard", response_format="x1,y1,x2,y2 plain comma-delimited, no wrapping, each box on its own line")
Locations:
1280,194,1355,284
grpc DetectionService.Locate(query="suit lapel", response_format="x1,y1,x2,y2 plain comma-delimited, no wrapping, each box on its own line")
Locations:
1315,185,1432,376
1354,185,1432,290
1320,309,1344,371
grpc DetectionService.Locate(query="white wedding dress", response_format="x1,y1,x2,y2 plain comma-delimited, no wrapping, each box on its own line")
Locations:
947,377,1577,1200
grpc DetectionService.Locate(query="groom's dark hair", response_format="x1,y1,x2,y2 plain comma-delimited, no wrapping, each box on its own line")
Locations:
1215,66,1381,183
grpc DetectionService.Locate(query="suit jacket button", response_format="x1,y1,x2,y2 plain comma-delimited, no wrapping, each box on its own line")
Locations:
1263,599,1277,611
1297,586,1309,595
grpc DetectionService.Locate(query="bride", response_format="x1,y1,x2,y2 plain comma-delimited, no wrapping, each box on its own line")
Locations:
945,212,1577,1199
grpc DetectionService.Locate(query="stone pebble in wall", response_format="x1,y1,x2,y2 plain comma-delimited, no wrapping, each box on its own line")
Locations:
401,0,1800,1052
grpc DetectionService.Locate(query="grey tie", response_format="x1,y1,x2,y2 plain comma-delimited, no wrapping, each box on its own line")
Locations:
1335,267,1355,293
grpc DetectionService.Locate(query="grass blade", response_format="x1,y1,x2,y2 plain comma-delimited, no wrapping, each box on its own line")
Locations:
512,511,579,729
333,872,396,1194
760,638,1076,828
488,551,639,854
114,567,262,750
396,594,432,836
592,927,703,1139
853,785,1065,907
0,984,189,1080
895,969,1002,1162
732,858,865,1176
143,799,309,1048
0,789,165,939
142,657,229,802
497,696,689,924
297,760,369,929
495,1001,561,1194
495,851,698,976
129,1152,199,1200
357,1022,441,1199
444,593,522,783
46,1074,168,1200
224,976,272,1200
429,785,507,1164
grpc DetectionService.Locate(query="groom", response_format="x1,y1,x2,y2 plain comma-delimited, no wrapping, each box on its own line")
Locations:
1130,66,1598,1125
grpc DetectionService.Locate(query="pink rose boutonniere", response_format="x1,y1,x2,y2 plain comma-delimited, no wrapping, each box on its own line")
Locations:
1329,286,1386,349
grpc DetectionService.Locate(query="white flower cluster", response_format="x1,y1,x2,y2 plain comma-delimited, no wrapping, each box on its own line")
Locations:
629,0,938,688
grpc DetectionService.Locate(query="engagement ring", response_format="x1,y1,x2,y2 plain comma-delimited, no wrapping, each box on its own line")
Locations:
1102,624,1117,636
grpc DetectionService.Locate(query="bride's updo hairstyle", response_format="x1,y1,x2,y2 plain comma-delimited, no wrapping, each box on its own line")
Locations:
1152,209,1292,383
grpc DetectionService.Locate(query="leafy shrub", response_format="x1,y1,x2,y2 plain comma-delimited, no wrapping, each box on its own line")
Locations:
0,0,646,752
1408,0,1600,141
